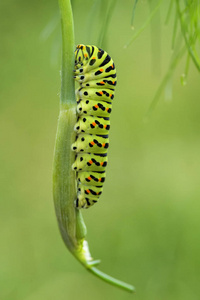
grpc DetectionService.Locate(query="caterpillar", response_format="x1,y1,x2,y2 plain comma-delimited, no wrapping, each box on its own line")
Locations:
72,44,117,209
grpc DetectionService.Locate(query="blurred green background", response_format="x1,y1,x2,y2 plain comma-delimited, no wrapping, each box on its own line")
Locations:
1,1,200,299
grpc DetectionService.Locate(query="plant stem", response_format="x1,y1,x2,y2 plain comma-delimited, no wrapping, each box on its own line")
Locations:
124,0,162,48
89,267,135,293
54,0,81,253
53,107,77,251
145,46,186,120
175,0,200,72
58,0,76,106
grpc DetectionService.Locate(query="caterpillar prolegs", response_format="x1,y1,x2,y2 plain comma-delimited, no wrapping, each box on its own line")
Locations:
72,44,117,209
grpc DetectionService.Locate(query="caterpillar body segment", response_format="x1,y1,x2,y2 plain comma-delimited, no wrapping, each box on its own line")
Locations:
76,87,114,102
77,171,106,186
76,100,112,117
75,188,101,209
72,134,109,154
74,66,116,84
74,115,110,135
77,78,117,89
72,153,108,172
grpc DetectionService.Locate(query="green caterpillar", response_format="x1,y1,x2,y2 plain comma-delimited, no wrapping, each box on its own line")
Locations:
72,44,117,209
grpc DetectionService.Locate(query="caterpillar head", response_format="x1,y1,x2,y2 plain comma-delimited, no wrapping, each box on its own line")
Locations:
75,44,89,69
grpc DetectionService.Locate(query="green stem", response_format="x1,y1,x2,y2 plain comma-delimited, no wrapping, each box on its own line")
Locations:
55,0,88,255
175,0,200,72
53,107,77,251
145,46,186,120
89,267,135,293
131,0,139,29
58,0,76,105
98,0,116,48
124,0,162,48
165,0,173,25
171,10,178,50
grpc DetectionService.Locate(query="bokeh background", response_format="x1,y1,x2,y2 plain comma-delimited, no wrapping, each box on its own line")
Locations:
1,1,200,299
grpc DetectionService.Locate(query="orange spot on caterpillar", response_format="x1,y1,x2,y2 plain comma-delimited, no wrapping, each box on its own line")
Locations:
106,107,109,111
111,64,114,68
99,178,102,182
92,56,96,60
110,94,112,98
100,81,105,84
113,81,115,84
95,104,99,108
99,68,104,72
88,176,92,181
99,91,103,95
86,189,90,194
102,143,105,147
84,54,88,57
104,125,107,128
90,141,95,145
89,160,93,164
100,162,104,166
92,122,96,126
